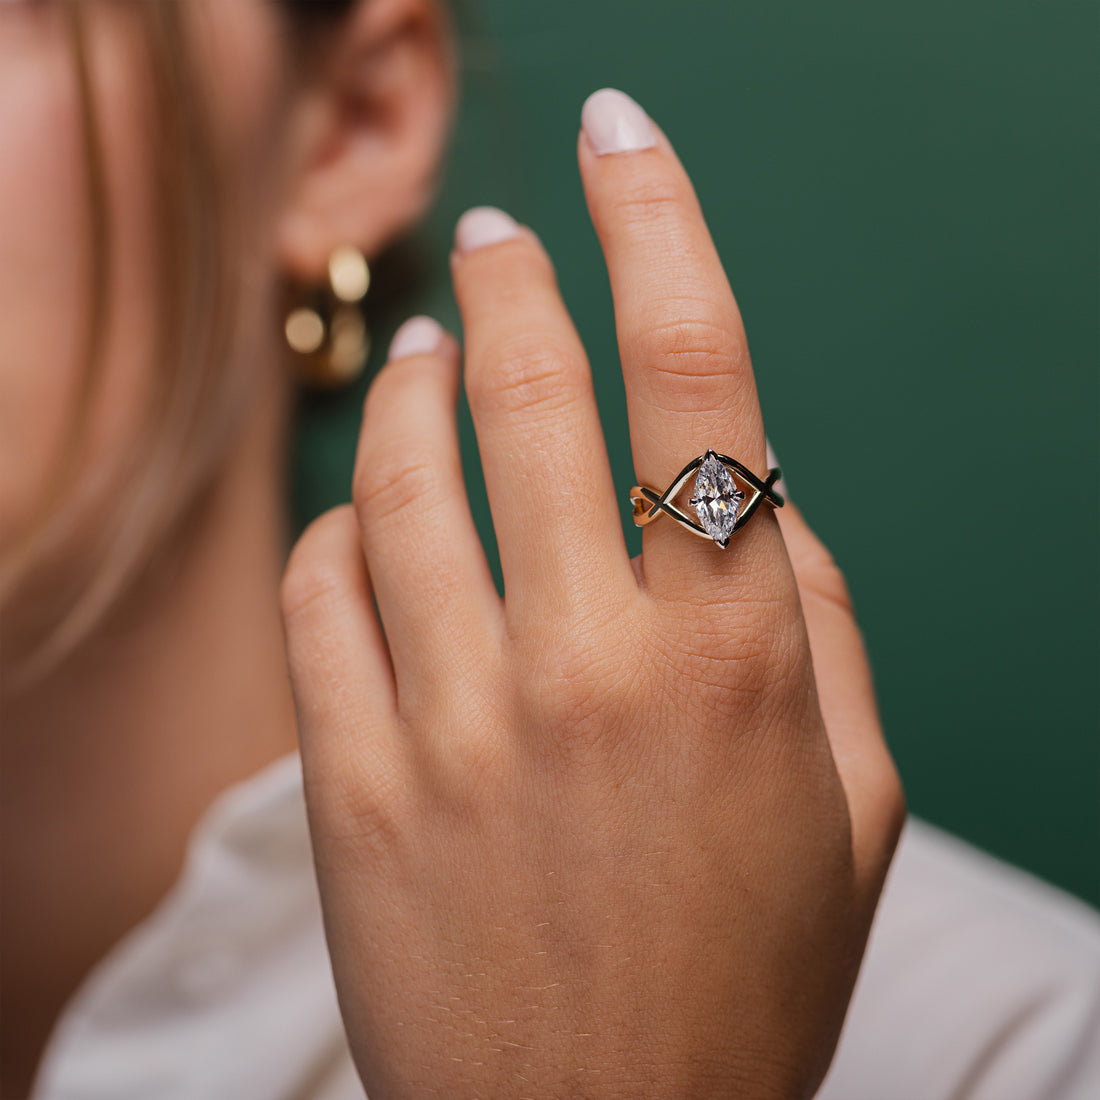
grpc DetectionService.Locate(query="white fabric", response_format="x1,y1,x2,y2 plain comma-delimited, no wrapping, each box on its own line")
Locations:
819,823,1100,1099
33,752,1100,1100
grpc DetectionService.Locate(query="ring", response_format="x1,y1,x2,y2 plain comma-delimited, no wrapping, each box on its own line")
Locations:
630,449,784,549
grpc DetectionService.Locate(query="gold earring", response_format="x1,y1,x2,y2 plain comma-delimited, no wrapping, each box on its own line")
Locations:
284,245,372,388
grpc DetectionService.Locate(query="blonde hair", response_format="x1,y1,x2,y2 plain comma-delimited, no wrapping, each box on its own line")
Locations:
1,1,248,688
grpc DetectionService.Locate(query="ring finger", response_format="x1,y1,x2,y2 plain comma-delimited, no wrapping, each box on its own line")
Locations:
578,89,785,596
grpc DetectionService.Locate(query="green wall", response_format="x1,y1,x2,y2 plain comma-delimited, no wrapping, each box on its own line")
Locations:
293,0,1099,906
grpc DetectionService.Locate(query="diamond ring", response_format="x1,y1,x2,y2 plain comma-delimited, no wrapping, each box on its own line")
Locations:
629,450,784,549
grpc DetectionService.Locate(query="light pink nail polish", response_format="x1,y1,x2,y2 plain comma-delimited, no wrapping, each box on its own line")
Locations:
454,206,522,255
387,315,444,361
581,88,658,156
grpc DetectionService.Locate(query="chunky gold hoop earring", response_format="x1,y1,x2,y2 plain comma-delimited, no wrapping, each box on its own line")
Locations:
284,245,372,388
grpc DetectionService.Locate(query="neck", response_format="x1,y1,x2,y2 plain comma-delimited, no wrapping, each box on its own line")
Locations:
1,372,302,1096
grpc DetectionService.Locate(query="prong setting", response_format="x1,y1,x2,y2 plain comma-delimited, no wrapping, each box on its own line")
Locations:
629,450,784,548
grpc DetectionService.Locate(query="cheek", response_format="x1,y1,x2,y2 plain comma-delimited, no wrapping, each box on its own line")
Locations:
0,20,88,546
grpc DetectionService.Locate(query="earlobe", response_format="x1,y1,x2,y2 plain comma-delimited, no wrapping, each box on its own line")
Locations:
276,0,456,283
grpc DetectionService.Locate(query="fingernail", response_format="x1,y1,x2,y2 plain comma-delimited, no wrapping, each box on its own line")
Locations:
581,88,658,156
387,315,445,361
454,206,522,255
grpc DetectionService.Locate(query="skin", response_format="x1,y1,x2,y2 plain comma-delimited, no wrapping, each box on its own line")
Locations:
0,0,453,1094
283,120,905,1096
0,1,903,1098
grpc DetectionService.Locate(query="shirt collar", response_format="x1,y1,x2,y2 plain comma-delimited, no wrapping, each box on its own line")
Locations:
33,752,359,1100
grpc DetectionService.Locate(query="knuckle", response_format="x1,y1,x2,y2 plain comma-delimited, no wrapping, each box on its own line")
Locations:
352,449,438,527
316,756,411,853
652,631,756,708
513,620,640,749
280,508,358,624
805,557,856,618
646,312,743,377
667,582,789,653
785,521,856,616
611,176,688,227
417,723,509,819
354,363,456,528
279,559,345,626
468,337,585,422
660,609,808,707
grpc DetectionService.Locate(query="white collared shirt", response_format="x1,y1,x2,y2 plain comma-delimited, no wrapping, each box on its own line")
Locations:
32,753,1100,1099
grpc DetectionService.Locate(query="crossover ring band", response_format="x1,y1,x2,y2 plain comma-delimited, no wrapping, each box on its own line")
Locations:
630,449,784,549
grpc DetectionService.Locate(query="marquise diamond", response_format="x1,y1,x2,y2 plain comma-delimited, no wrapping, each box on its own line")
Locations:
690,451,745,548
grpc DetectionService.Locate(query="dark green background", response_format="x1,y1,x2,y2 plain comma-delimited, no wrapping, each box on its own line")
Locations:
293,0,1099,906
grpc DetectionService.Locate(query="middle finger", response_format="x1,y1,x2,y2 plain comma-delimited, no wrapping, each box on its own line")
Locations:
450,207,634,618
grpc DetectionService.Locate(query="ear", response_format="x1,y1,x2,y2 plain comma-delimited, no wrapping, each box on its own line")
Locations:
276,0,457,280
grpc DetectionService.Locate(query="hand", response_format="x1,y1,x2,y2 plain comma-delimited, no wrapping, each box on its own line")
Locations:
280,89,904,1100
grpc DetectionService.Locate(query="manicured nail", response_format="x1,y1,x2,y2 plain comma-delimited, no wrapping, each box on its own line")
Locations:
581,88,658,156
387,315,445,362
454,206,522,255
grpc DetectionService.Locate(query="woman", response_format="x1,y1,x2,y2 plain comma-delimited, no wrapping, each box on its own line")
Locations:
1,1,1097,1097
